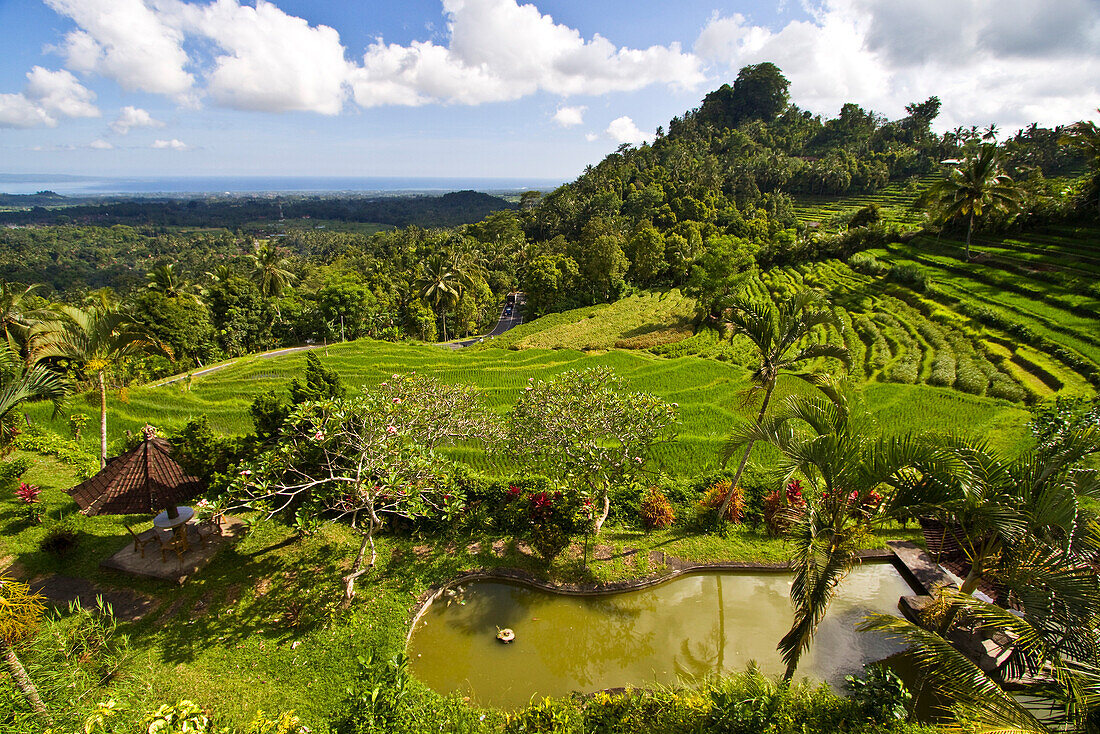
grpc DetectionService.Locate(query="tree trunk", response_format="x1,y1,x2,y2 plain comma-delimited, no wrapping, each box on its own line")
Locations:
343,516,379,603
2,642,51,723
965,211,975,260
593,486,611,535
718,380,777,520
98,369,107,469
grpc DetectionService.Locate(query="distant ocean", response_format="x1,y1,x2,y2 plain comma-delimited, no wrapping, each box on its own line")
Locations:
0,174,566,196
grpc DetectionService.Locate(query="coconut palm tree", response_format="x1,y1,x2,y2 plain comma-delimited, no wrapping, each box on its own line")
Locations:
0,576,51,722
716,289,849,521
861,505,1100,733
0,281,52,357
1060,112,1100,217
417,254,460,342
249,242,297,300
29,304,168,468
146,263,201,303
727,384,958,681
923,144,1020,259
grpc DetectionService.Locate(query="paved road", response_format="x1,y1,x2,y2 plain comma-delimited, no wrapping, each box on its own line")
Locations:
443,292,525,349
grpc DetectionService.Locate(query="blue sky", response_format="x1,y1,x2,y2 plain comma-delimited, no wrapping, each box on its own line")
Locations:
1,0,1098,180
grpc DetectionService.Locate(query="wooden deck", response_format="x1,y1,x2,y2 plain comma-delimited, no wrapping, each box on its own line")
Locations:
100,516,244,583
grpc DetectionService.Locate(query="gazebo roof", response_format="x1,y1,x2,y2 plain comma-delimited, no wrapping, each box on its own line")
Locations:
68,430,202,515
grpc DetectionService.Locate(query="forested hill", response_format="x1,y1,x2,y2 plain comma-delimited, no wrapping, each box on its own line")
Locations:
0,189,513,229
515,62,1088,317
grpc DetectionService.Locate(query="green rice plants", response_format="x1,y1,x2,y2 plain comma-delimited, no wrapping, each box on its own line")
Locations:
846,252,888,276
886,263,928,292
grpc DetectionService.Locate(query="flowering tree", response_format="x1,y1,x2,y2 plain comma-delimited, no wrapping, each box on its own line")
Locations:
509,367,678,534
230,373,500,601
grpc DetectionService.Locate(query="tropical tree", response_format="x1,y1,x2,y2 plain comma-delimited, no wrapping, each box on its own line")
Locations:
716,289,849,521
510,367,678,534
0,576,50,722
231,373,500,601
860,427,1100,733
923,143,1021,259
249,242,297,301
0,342,69,448
146,263,200,303
1060,112,1100,216
416,253,460,342
29,304,168,467
0,281,52,356
725,385,958,681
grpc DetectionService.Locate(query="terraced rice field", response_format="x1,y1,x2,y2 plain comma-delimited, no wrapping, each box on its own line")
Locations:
866,225,1100,397
27,338,1032,478
792,174,941,228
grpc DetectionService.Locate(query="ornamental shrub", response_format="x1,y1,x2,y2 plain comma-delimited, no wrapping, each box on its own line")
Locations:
639,487,675,530
700,479,744,524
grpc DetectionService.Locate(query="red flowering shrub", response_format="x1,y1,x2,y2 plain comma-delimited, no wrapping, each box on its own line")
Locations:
15,482,40,504
700,479,744,523
640,487,675,530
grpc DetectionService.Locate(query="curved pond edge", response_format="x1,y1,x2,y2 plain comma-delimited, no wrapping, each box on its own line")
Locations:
406,547,903,647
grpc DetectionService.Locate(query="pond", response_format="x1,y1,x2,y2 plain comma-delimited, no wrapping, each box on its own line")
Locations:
407,563,915,709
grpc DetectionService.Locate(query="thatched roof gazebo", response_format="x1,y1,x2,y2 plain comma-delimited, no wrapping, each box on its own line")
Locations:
68,426,202,516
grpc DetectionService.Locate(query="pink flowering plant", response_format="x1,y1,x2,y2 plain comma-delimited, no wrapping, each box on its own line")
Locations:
15,481,43,524
229,372,501,602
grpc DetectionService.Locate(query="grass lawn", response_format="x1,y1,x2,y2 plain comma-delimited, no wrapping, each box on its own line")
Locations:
1,449,923,731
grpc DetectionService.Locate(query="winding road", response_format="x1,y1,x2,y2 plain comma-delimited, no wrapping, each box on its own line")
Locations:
442,292,525,349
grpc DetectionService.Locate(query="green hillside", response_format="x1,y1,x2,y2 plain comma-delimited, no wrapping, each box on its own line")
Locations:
26,338,1033,478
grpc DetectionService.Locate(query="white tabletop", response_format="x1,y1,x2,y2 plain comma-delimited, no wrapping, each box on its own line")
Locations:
153,506,195,528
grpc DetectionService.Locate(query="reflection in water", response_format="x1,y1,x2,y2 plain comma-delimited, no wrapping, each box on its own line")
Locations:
408,564,914,709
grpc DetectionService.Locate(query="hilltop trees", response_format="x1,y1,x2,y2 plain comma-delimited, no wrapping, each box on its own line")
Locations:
699,63,791,130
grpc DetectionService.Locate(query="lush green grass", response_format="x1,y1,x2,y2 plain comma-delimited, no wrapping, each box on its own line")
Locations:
24,338,1035,476
792,175,940,229
0,452,922,732
483,290,695,351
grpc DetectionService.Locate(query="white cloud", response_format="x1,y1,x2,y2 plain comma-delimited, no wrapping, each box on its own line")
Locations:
606,116,649,145
694,0,1100,131
166,0,353,114
40,0,703,116
46,0,195,99
111,106,163,134
351,0,704,107
584,132,598,142
552,105,586,127
0,67,99,128
152,138,189,150
89,138,113,149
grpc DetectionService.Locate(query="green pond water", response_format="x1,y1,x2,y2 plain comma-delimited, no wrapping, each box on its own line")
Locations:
407,563,914,709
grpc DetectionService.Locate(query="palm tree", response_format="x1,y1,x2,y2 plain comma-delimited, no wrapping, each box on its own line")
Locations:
1060,112,1100,217
29,304,168,468
716,289,849,521
0,576,51,722
0,342,69,447
923,143,1020,259
417,254,460,342
727,385,956,681
0,281,52,356
249,242,297,300
146,263,201,303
